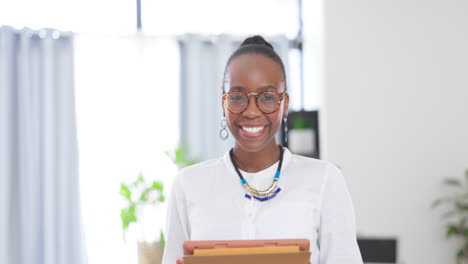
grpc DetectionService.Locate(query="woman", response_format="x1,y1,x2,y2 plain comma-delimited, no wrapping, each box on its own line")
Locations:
162,36,363,264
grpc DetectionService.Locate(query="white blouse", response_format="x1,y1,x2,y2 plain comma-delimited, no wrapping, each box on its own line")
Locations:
162,147,363,264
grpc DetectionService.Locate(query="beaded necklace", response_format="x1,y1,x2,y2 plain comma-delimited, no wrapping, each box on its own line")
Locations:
229,146,284,201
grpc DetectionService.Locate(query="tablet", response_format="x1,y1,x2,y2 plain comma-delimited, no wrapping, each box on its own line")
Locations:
183,238,310,256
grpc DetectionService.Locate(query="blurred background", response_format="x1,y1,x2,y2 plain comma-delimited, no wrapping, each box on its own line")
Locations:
0,0,467,264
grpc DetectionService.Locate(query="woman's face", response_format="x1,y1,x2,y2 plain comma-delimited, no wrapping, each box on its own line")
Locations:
223,54,289,152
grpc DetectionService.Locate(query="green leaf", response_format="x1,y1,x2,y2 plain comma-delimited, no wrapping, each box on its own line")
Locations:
133,173,145,186
444,178,462,187
447,225,460,238
175,147,186,165
456,200,468,211
187,159,198,167
120,184,131,200
457,248,464,264
139,189,151,202
159,229,165,246
172,146,200,168
152,181,164,192
157,193,165,203
292,115,311,129
120,209,129,230
120,204,137,233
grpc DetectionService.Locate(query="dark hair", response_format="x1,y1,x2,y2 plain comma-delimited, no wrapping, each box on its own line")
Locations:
222,35,287,92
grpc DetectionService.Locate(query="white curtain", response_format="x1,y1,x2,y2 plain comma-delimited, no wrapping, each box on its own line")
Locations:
74,34,180,264
0,26,86,264
178,34,291,161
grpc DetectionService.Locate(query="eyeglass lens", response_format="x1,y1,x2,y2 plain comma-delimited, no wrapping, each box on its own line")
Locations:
226,92,280,113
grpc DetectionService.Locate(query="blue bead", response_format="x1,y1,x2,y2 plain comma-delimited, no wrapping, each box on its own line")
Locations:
274,171,281,179
253,196,269,201
241,179,247,184
275,188,281,194
245,194,252,199
268,194,276,199
254,196,267,201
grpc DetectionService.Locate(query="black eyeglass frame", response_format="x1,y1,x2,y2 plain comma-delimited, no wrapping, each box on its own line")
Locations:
222,90,288,114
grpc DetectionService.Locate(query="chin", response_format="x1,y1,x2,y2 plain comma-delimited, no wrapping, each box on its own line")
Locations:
235,137,276,153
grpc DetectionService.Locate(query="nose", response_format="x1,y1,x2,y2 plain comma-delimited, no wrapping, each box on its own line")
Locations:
241,94,262,118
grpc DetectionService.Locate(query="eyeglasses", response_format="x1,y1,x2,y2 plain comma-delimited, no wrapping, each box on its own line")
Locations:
222,90,287,114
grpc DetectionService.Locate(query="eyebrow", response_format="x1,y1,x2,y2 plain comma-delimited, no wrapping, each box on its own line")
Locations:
229,85,278,91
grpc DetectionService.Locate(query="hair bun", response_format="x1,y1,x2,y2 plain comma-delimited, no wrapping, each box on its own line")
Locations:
240,35,274,50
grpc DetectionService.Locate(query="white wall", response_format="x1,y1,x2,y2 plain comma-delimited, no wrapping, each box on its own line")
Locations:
310,0,468,263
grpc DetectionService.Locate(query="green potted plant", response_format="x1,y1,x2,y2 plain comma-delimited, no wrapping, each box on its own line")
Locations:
120,173,165,264
119,146,199,264
432,169,468,264
288,114,316,155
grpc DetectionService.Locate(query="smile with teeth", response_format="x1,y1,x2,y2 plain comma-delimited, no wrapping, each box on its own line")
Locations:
241,126,266,134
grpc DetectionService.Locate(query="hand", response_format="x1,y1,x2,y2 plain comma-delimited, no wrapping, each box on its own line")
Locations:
176,258,184,264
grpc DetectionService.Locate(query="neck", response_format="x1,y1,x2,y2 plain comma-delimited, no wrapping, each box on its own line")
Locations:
232,142,281,173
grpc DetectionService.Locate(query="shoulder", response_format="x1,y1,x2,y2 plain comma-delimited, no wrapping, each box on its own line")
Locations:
173,156,225,186
287,152,340,176
285,151,343,189
289,153,331,168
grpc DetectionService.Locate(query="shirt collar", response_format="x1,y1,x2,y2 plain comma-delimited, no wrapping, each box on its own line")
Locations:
222,146,292,180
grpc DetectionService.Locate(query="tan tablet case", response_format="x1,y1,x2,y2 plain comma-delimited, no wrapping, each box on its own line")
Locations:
183,239,311,264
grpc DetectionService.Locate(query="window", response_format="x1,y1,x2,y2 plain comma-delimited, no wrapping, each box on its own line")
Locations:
74,34,179,264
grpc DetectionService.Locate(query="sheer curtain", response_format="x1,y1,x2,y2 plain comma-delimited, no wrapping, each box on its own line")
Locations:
178,34,291,161
0,26,86,264
74,33,180,264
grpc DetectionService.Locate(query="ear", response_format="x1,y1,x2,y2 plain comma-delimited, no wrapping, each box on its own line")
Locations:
221,92,226,117
283,93,289,117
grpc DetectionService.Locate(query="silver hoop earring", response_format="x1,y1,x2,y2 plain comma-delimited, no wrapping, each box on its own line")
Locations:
219,117,229,140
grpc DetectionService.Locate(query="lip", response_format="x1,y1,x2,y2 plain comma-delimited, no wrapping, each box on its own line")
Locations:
237,125,268,139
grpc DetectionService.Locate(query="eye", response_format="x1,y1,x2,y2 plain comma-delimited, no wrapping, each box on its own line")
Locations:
261,92,278,101
228,92,246,102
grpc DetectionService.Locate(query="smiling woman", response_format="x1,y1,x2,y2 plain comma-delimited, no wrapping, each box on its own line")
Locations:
162,36,364,264
222,37,289,157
